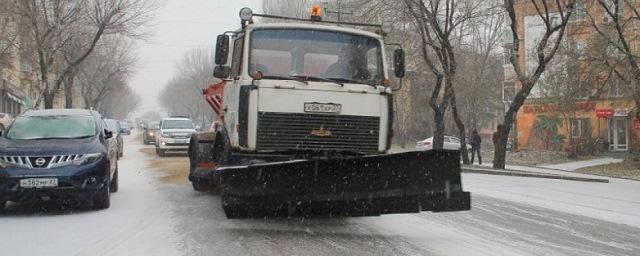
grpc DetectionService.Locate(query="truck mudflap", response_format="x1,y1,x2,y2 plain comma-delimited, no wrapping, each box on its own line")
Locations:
217,150,471,219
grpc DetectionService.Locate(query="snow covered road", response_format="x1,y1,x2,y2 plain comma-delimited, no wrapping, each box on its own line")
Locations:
1,134,640,256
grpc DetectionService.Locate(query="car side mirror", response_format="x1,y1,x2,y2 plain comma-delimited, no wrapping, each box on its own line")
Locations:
104,129,113,139
215,34,229,65
213,65,231,79
393,48,405,78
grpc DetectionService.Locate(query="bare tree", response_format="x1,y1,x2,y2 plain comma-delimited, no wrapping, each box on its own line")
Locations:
588,0,640,119
495,0,576,169
402,0,487,164
159,48,217,127
78,36,135,109
13,0,154,109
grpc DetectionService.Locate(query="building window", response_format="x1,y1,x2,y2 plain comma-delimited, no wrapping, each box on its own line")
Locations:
571,119,589,139
609,77,627,98
503,81,515,100
503,48,514,65
570,3,587,22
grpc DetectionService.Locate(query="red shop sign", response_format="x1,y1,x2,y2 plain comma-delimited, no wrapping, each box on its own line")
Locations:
634,119,640,129
596,108,614,118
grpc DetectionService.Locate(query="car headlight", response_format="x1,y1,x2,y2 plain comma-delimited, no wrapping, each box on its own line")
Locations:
149,132,154,136
72,153,104,166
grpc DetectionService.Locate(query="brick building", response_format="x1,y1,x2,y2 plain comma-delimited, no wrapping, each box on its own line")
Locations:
506,0,640,153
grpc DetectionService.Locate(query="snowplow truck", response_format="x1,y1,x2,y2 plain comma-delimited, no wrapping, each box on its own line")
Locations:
188,7,470,219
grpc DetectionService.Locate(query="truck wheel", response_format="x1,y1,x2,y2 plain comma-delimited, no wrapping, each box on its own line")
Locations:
93,176,111,209
212,132,230,165
222,197,248,219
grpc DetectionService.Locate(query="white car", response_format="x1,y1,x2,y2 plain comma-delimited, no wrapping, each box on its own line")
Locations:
155,116,196,156
416,136,472,151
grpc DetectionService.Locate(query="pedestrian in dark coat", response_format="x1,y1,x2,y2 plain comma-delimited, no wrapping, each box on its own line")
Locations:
470,129,482,165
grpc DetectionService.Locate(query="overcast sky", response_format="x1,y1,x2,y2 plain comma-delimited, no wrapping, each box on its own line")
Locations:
130,0,263,115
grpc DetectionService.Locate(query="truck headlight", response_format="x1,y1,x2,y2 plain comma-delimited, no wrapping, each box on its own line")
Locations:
72,153,104,166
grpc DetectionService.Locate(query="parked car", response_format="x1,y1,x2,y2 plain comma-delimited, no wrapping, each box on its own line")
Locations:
119,121,131,135
143,121,160,145
0,112,13,133
105,119,124,158
416,136,473,151
155,117,196,156
0,109,119,210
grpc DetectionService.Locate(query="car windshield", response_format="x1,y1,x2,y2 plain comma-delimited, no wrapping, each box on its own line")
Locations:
148,121,160,129
250,28,383,85
162,120,193,129
5,115,96,140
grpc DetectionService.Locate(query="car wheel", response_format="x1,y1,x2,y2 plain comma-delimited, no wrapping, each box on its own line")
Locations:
0,199,6,212
93,176,111,209
0,124,4,133
110,164,119,193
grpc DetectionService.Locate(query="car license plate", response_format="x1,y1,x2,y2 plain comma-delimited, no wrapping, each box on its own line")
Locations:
20,178,58,188
304,103,342,113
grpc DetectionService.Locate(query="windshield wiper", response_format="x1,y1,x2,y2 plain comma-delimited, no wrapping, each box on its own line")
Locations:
261,75,308,85
292,75,343,87
327,78,377,89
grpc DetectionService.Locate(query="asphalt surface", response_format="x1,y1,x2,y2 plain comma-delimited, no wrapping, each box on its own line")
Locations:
1,134,639,256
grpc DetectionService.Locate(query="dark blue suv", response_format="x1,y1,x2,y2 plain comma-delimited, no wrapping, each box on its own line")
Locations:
0,109,119,211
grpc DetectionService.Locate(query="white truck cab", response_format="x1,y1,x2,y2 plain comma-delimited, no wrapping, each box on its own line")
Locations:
211,8,405,156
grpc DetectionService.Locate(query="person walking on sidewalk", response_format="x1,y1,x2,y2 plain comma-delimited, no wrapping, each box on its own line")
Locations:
470,129,482,165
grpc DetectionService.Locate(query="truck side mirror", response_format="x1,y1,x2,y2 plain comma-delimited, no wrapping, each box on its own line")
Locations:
213,66,231,79
394,48,405,78
215,34,229,65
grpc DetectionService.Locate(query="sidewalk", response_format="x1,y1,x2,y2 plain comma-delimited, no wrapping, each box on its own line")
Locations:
538,157,623,171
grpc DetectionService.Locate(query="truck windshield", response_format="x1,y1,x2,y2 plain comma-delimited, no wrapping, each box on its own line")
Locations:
250,28,383,85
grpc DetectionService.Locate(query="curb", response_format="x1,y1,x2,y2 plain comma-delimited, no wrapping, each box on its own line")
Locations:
462,167,610,183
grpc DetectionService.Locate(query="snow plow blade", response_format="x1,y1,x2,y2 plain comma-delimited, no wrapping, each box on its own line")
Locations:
218,150,471,219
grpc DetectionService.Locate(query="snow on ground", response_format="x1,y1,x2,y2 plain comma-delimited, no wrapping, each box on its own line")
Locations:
540,157,624,171
0,134,181,256
2,133,640,256
463,172,640,228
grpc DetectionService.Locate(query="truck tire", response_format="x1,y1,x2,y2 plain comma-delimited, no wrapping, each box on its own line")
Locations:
188,133,217,192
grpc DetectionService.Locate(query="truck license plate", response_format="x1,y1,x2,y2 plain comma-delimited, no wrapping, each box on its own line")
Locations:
20,178,58,188
304,103,342,113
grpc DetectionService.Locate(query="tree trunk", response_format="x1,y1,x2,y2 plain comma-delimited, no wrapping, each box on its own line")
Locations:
493,87,523,169
451,93,470,164
432,109,446,149
43,90,55,109
64,70,75,108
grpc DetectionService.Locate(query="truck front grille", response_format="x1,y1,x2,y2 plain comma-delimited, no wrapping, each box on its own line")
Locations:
256,112,380,153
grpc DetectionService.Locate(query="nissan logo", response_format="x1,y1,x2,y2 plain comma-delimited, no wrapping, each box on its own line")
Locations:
35,158,46,167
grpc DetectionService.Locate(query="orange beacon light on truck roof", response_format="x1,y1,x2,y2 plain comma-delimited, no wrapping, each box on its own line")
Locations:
311,4,323,21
